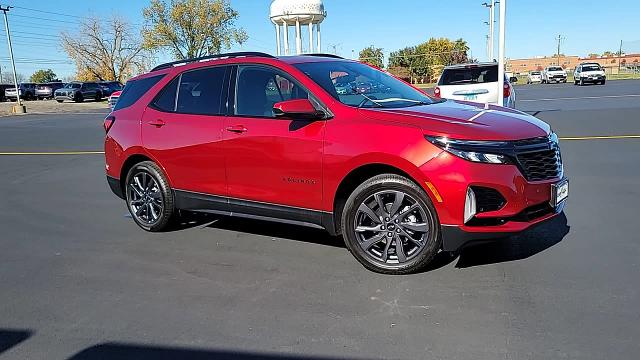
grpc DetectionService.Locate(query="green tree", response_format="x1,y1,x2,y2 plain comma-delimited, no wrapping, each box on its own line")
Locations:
30,69,57,83
359,45,384,68
388,38,470,83
142,0,248,60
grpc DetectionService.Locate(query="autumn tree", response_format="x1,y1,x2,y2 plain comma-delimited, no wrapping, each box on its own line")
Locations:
142,0,248,60
359,45,384,68
61,16,150,82
388,38,470,83
30,69,57,83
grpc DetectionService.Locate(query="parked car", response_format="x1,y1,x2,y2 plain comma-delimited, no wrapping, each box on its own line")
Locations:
574,63,606,85
0,84,14,102
99,81,123,97
542,66,567,84
527,71,543,84
434,63,516,108
35,82,65,99
54,82,103,103
108,90,122,109
5,82,37,101
105,52,567,274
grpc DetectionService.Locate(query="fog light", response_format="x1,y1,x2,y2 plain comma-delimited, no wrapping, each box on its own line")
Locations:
464,187,477,223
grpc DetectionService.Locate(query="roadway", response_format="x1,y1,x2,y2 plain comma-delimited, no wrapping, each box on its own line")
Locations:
1,80,639,359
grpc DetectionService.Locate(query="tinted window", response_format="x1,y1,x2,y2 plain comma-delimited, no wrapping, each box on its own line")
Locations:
235,65,308,117
113,74,164,111
439,65,498,85
176,67,226,115
152,76,179,112
547,67,563,71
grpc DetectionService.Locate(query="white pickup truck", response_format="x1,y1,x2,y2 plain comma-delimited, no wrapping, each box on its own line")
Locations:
542,66,567,84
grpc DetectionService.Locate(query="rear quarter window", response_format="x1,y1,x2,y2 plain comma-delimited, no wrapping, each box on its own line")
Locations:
438,66,498,85
113,74,165,111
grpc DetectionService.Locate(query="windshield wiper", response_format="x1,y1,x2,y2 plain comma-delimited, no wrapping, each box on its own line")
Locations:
357,93,385,108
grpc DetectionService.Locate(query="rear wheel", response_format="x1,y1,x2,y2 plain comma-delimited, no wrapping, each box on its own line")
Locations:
341,174,441,275
125,161,175,232
56,100,63,103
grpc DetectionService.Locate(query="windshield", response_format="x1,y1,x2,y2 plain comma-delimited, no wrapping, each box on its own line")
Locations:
293,61,438,108
547,67,563,71
582,65,602,71
438,65,498,85
531,71,541,75
65,83,82,89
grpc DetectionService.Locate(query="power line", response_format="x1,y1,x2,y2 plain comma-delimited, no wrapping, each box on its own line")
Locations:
12,5,90,19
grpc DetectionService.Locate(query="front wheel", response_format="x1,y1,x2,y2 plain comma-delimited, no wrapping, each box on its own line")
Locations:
74,92,84,102
579,78,584,86
341,174,441,274
600,80,606,85
125,161,176,232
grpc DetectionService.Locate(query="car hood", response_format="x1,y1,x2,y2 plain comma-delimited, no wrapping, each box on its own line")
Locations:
359,99,550,141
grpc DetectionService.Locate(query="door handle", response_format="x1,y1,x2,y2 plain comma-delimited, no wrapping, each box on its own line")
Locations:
226,125,247,133
148,119,166,127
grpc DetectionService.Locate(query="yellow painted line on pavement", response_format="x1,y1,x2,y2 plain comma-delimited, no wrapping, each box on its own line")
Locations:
0,151,104,155
559,135,640,141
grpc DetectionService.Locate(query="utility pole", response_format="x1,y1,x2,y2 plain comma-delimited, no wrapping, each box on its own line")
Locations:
497,0,506,106
0,5,25,113
556,34,562,66
618,39,623,74
482,1,496,61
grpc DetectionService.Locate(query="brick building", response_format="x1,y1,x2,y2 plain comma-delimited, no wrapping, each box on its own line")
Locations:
507,54,640,74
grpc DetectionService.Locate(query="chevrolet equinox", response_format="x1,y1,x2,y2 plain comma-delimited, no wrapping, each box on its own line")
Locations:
105,52,568,274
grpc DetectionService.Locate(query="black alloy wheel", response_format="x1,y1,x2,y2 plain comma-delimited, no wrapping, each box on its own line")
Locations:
341,174,441,274
125,161,175,232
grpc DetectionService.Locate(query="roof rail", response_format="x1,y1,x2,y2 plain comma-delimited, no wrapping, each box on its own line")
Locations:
304,53,345,59
151,52,276,72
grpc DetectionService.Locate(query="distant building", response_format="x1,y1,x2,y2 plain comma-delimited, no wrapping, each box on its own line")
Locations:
507,54,640,74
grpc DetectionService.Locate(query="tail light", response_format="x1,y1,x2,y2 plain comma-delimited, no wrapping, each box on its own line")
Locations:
103,115,115,133
434,86,441,98
503,82,510,98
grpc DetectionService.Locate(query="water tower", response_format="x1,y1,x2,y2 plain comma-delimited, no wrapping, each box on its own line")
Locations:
270,0,326,56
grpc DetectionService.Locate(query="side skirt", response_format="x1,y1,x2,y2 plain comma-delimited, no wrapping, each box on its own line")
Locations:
174,189,336,233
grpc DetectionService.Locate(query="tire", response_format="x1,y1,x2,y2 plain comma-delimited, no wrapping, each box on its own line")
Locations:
95,91,102,101
600,80,606,85
579,78,584,86
574,79,578,85
341,174,441,275
125,161,175,232
56,100,63,103
74,92,84,103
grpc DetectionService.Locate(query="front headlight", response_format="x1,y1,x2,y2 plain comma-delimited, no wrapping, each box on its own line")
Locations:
426,136,513,164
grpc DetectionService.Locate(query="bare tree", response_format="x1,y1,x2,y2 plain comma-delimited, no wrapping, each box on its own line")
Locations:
61,17,151,82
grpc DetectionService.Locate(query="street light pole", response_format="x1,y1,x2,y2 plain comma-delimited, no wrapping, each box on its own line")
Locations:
0,5,25,113
482,1,496,61
497,0,506,106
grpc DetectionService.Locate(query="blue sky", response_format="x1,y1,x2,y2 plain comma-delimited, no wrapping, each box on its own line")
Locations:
1,0,638,79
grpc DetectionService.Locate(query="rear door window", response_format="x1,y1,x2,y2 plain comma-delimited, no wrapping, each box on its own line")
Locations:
438,65,498,85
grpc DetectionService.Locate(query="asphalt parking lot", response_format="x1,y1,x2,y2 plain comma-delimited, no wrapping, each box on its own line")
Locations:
1,80,639,359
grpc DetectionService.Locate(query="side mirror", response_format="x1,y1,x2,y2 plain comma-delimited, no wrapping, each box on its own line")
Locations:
509,76,518,83
273,99,325,120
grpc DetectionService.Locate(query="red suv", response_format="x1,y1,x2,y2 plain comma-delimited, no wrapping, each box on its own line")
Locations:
105,52,568,274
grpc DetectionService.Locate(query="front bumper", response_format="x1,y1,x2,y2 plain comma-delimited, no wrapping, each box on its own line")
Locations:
420,151,566,251
55,95,74,101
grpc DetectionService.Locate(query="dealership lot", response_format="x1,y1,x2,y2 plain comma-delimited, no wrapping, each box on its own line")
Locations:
1,81,639,359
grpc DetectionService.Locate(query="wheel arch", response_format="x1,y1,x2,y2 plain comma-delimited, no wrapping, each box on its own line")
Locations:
329,162,426,235
119,154,153,196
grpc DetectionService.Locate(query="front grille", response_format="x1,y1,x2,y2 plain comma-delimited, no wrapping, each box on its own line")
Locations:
513,136,562,181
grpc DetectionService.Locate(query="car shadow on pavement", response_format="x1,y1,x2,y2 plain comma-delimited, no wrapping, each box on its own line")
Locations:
454,212,570,269
0,329,33,355
173,211,569,271
67,342,364,360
